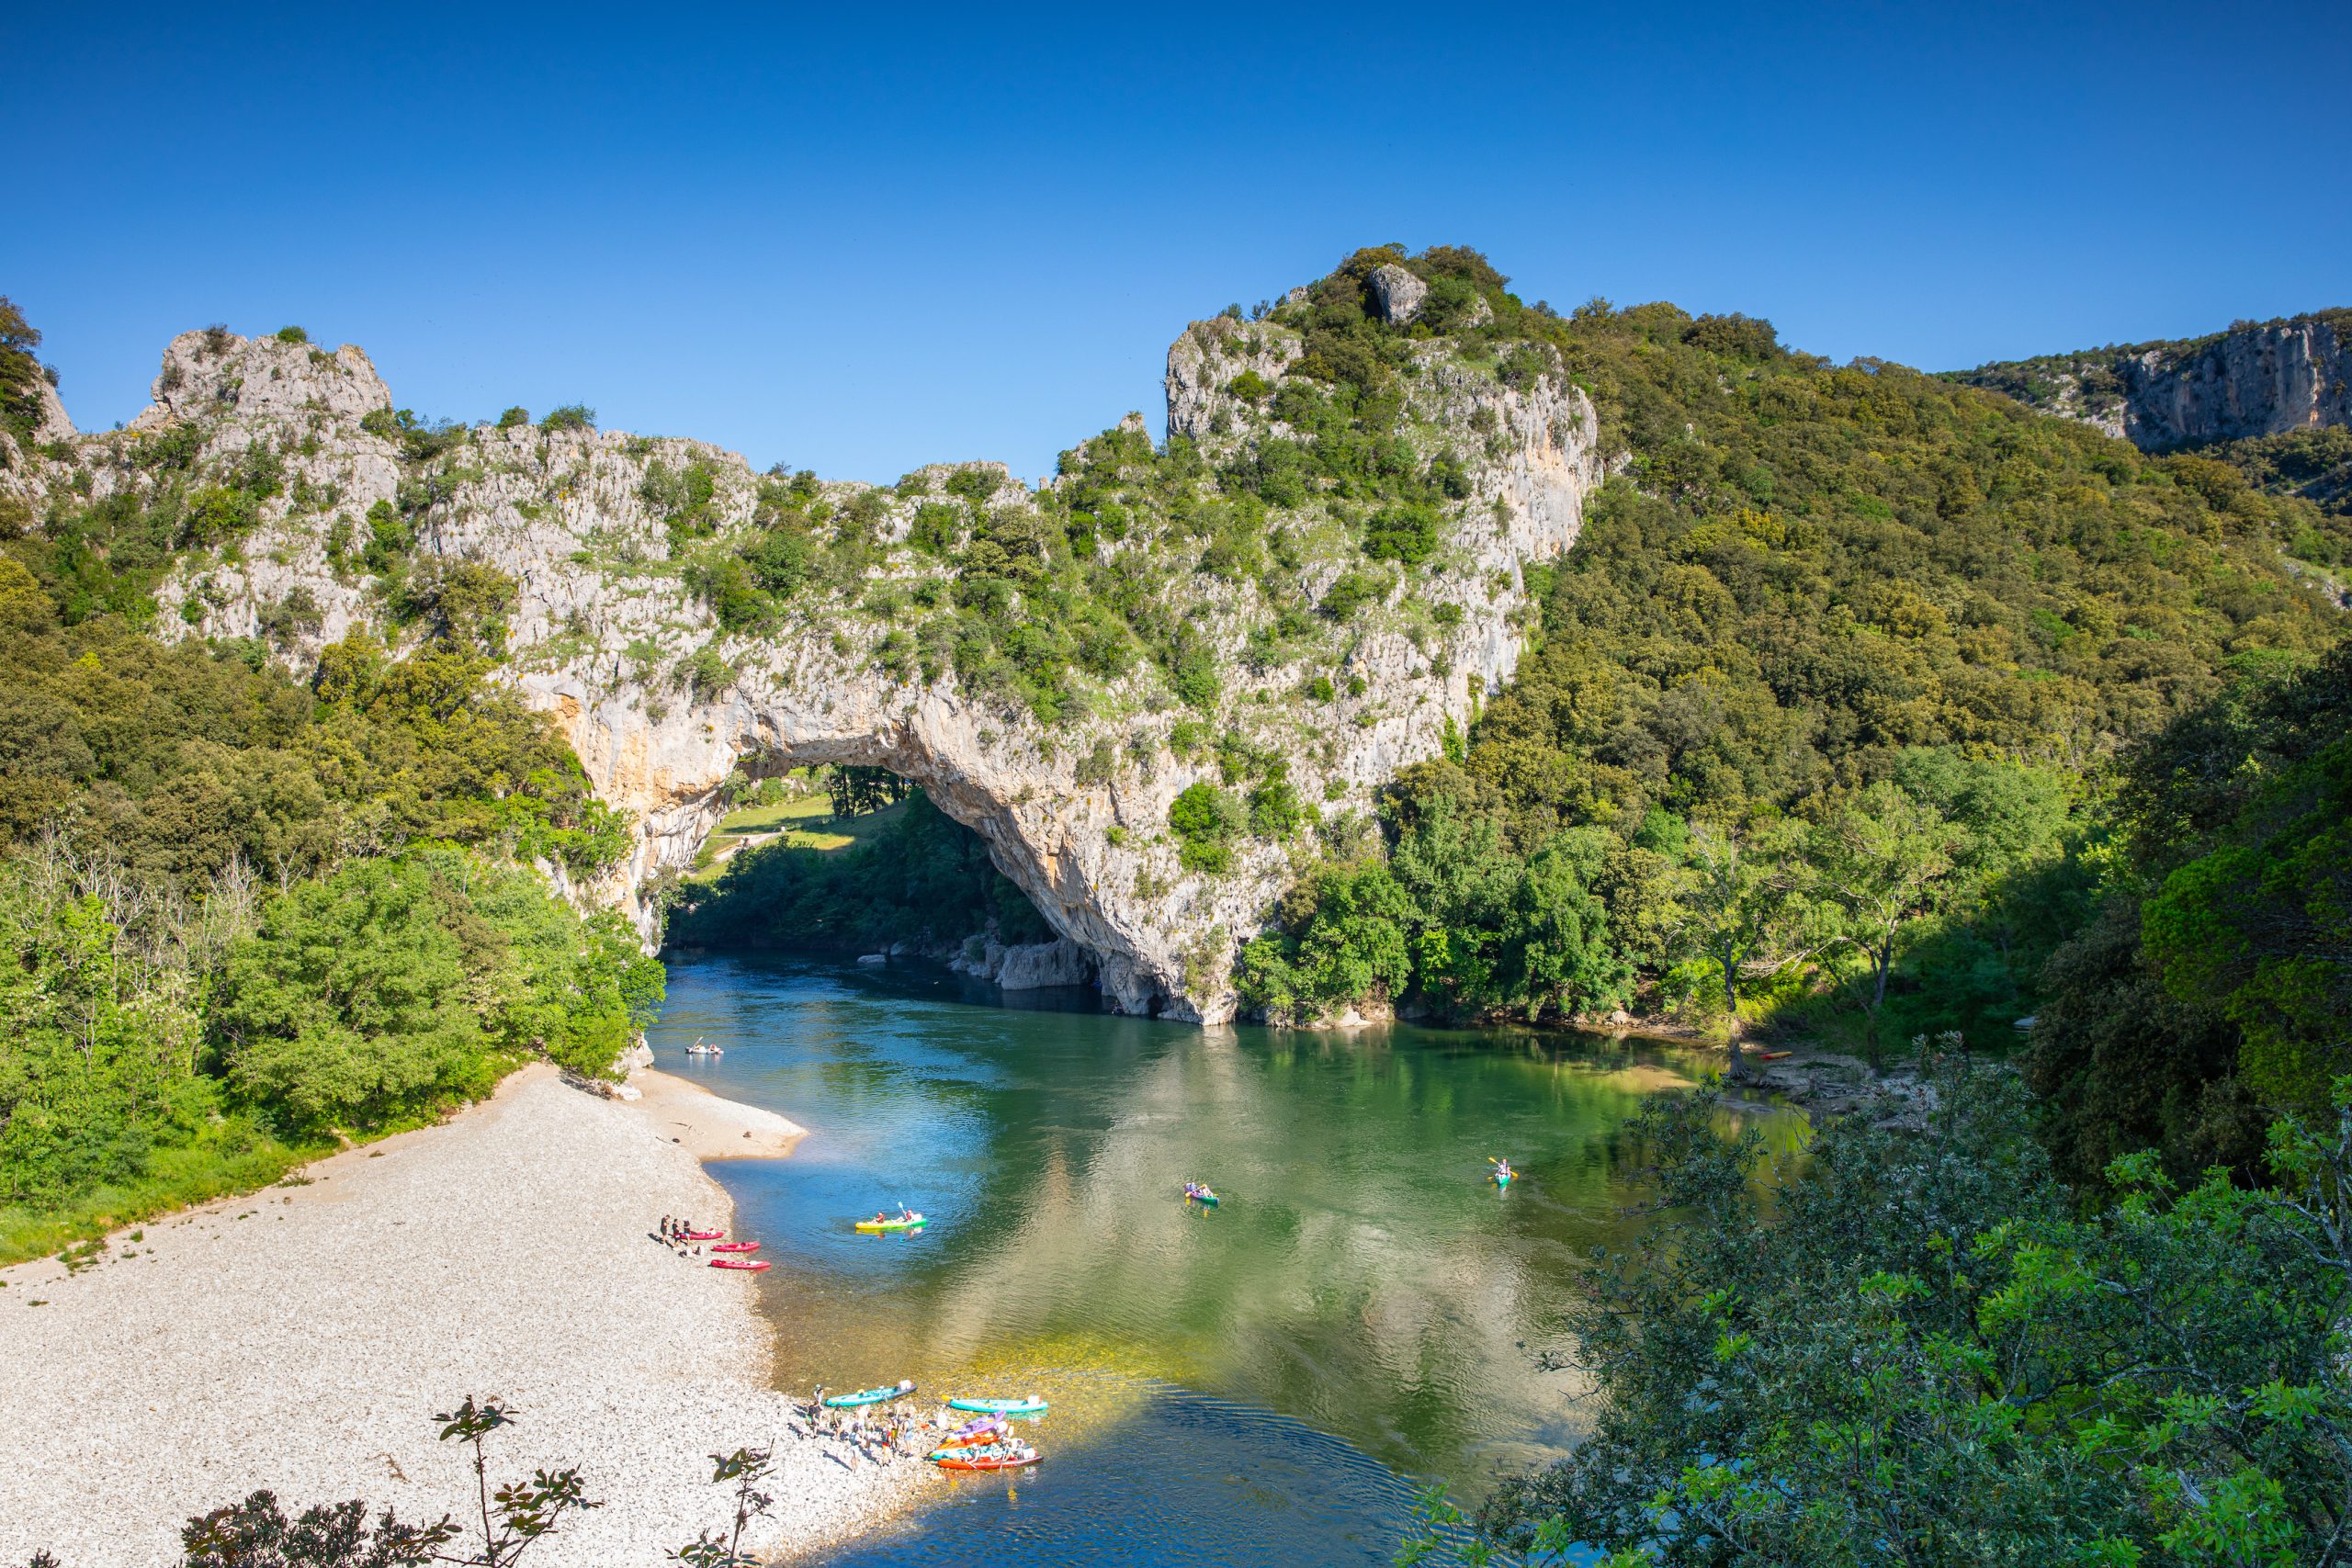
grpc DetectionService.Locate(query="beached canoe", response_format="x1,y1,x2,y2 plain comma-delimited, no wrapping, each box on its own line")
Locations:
931,1447,1041,1471
944,1416,1009,1446
709,1258,770,1272
854,1214,925,1234
945,1395,1048,1416
681,1229,726,1241
710,1241,761,1254
824,1383,913,1408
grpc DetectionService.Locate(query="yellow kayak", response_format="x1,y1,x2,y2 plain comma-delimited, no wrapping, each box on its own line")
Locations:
855,1213,926,1234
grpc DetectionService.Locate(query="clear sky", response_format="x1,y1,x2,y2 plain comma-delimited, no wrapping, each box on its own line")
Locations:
7,2,2347,482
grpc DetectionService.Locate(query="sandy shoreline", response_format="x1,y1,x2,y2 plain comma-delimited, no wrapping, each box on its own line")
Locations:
0,1064,915,1566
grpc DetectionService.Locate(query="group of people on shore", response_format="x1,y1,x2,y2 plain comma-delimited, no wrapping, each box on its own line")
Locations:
657,1213,710,1257
794,1393,941,1471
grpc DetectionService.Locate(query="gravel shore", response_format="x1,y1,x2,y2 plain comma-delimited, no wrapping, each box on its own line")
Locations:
0,1066,916,1566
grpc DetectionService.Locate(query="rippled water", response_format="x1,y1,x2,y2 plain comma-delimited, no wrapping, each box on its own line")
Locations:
650,955,1798,1563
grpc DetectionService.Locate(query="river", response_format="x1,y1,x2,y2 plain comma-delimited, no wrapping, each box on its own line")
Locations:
650,955,1800,1564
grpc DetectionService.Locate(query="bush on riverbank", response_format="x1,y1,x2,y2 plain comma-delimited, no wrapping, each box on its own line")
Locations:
1473,1056,2352,1566
0,841,663,1263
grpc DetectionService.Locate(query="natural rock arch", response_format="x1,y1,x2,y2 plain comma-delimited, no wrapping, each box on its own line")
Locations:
7,290,1602,1023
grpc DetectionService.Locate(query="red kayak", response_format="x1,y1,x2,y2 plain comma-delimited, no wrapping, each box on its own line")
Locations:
682,1229,726,1242
933,1450,1040,1472
710,1258,770,1271
711,1241,761,1254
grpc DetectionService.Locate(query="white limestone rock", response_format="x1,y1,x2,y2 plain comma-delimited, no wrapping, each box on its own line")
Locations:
1367,264,1429,325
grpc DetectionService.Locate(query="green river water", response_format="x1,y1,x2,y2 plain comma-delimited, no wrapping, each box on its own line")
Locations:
650,955,1801,1564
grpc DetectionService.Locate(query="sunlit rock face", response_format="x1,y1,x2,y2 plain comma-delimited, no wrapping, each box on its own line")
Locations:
18,293,1600,1023
1962,312,2352,449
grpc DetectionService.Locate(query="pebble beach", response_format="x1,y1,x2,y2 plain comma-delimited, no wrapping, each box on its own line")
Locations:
0,1065,918,1566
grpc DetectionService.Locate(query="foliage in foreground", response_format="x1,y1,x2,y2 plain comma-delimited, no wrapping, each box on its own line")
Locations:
1468,1059,2352,1567
23,1393,780,1567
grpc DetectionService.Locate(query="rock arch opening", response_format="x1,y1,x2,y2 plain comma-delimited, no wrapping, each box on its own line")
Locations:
658,749,1117,1005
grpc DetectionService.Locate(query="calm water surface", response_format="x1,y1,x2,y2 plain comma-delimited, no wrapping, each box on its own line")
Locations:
650,955,1798,1564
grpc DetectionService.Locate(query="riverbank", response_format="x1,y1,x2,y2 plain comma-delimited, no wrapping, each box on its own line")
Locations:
0,1064,913,1567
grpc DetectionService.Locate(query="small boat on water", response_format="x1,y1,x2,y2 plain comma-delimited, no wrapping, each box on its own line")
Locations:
854,1211,925,1234
929,1444,1041,1472
684,1036,723,1057
824,1381,915,1408
1183,1182,1219,1206
1490,1158,1515,1188
709,1258,770,1272
944,1394,1048,1416
710,1240,760,1254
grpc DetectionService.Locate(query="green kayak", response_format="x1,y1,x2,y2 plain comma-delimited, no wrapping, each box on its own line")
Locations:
945,1395,1048,1416
824,1382,913,1408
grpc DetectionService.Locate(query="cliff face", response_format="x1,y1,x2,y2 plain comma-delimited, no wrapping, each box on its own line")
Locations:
7,300,1600,1024
1956,311,2352,451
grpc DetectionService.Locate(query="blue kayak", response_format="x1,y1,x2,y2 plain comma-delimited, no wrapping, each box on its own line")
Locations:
825,1382,913,1408
945,1395,1048,1416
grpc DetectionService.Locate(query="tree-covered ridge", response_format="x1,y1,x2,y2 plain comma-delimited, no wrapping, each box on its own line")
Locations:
1238,249,2343,1060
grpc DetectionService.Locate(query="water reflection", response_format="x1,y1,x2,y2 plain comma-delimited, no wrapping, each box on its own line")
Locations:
651,956,1799,1560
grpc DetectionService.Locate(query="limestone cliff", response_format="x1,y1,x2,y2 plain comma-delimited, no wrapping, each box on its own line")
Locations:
9,286,1601,1024
1954,310,2352,451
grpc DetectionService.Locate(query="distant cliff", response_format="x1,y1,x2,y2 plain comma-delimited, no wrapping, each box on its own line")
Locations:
1952,310,2351,451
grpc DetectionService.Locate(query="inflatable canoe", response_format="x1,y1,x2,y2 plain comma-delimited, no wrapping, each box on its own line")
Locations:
945,1395,1048,1416
709,1258,769,1271
681,1229,726,1241
824,1383,913,1408
1493,1170,1514,1187
944,1416,1009,1446
930,1447,1041,1471
854,1213,925,1233
1183,1185,1219,1206
710,1240,760,1254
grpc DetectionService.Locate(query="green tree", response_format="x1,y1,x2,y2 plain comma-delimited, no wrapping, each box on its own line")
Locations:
1809,781,1962,1056
1668,823,1819,1078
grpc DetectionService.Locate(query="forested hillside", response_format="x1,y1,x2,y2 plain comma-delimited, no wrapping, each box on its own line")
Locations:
0,300,661,1259
1232,250,2346,1144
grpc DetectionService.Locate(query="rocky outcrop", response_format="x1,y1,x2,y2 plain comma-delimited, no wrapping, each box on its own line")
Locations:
20,278,1600,1025
1367,265,1428,325
951,934,1095,990
1958,311,2352,451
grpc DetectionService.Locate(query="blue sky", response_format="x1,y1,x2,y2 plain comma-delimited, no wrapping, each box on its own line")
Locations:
7,2,2347,481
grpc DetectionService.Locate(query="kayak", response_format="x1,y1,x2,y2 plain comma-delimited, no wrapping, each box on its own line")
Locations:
936,1427,1007,1450
1493,1170,1514,1187
854,1214,925,1234
1757,1050,1794,1062
681,1230,726,1241
1183,1185,1219,1206
944,1416,1009,1445
709,1258,769,1271
945,1395,1048,1416
710,1240,760,1254
930,1447,1041,1471
824,1383,913,1408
